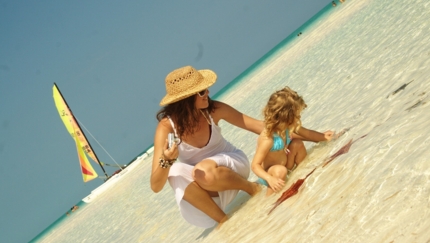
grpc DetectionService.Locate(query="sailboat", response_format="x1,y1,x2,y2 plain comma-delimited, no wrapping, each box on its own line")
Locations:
52,83,110,182
52,83,152,203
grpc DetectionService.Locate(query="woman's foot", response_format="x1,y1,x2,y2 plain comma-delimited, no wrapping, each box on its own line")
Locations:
250,182,262,196
216,215,229,230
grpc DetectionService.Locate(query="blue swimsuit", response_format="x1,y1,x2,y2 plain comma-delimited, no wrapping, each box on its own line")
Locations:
270,130,291,151
257,130,291,187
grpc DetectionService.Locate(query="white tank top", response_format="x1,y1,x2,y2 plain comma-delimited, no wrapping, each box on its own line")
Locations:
168,113,237,165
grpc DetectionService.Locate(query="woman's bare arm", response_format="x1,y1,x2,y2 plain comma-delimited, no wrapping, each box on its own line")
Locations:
150,119,178,193
211,101,264,134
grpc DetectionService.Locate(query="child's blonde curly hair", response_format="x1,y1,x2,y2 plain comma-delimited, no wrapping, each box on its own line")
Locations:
263,87,307,141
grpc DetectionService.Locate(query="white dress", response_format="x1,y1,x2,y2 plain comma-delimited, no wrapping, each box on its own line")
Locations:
167,114,250,228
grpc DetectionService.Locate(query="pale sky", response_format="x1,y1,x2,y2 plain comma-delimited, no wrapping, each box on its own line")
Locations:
0,1,328,242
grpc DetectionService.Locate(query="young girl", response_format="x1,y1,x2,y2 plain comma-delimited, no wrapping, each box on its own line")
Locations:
251,87,334,196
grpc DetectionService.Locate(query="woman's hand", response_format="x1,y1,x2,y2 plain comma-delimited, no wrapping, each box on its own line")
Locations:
267,176,285,193
162,137,179,161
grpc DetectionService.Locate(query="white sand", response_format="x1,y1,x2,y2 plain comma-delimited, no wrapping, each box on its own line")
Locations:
38,0,430,242
205,0,430,242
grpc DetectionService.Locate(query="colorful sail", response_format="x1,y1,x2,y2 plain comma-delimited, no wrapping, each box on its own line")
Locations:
53,84,101,164
74,126,98,182
53,83,108,182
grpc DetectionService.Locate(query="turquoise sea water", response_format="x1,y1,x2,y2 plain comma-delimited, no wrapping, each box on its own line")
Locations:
211,1,335,100
32,0,430,242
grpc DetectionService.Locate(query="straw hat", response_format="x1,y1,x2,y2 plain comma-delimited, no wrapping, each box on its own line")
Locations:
160,66,217,106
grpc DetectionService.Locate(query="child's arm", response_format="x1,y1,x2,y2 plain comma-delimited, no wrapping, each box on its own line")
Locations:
294,126,334,142
251,134,286,192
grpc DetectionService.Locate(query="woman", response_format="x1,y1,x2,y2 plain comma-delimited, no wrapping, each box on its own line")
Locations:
150,65,263,228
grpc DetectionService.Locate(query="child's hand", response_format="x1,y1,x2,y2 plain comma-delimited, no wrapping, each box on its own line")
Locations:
332,128,349,139
268,176,285,193
323,130,335,141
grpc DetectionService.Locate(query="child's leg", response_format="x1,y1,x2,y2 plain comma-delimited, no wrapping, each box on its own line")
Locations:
286,139,307,171
266,165,288,196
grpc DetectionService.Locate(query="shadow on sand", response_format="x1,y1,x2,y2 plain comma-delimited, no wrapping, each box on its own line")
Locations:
195,190,253,240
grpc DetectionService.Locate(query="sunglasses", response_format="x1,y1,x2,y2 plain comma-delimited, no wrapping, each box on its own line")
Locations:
197,89,208,97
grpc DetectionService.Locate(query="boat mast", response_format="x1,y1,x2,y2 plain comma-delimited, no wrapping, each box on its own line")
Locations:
54,83,109,179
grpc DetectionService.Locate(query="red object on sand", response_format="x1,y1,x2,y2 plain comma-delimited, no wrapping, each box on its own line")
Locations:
268,168,316,215
323,134,367,167
322,139,353,167
268,134,368,215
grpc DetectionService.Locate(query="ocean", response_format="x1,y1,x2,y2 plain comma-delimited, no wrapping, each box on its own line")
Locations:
32,0,430,242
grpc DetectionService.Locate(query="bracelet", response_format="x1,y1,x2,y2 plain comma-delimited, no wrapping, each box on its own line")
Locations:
158,156,177,168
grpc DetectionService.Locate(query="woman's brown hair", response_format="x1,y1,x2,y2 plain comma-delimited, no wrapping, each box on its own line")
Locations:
156,95,217,138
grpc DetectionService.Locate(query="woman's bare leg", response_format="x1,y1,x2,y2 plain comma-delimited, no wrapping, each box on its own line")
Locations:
181,160,260,225
192,160,260,196
182,181,227,223
286,139,307,170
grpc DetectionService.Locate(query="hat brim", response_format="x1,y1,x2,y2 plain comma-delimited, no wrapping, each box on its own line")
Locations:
159,69,217,106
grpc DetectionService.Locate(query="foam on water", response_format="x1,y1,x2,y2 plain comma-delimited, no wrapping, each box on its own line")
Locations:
34,0,430,242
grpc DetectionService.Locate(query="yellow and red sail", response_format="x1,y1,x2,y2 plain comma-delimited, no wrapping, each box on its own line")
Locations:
53,83,100,182
73,125,98,182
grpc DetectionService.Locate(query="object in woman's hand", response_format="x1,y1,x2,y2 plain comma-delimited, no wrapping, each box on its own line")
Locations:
168,133,180,148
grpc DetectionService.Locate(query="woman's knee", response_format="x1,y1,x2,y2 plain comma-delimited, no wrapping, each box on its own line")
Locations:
192,160,217,187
